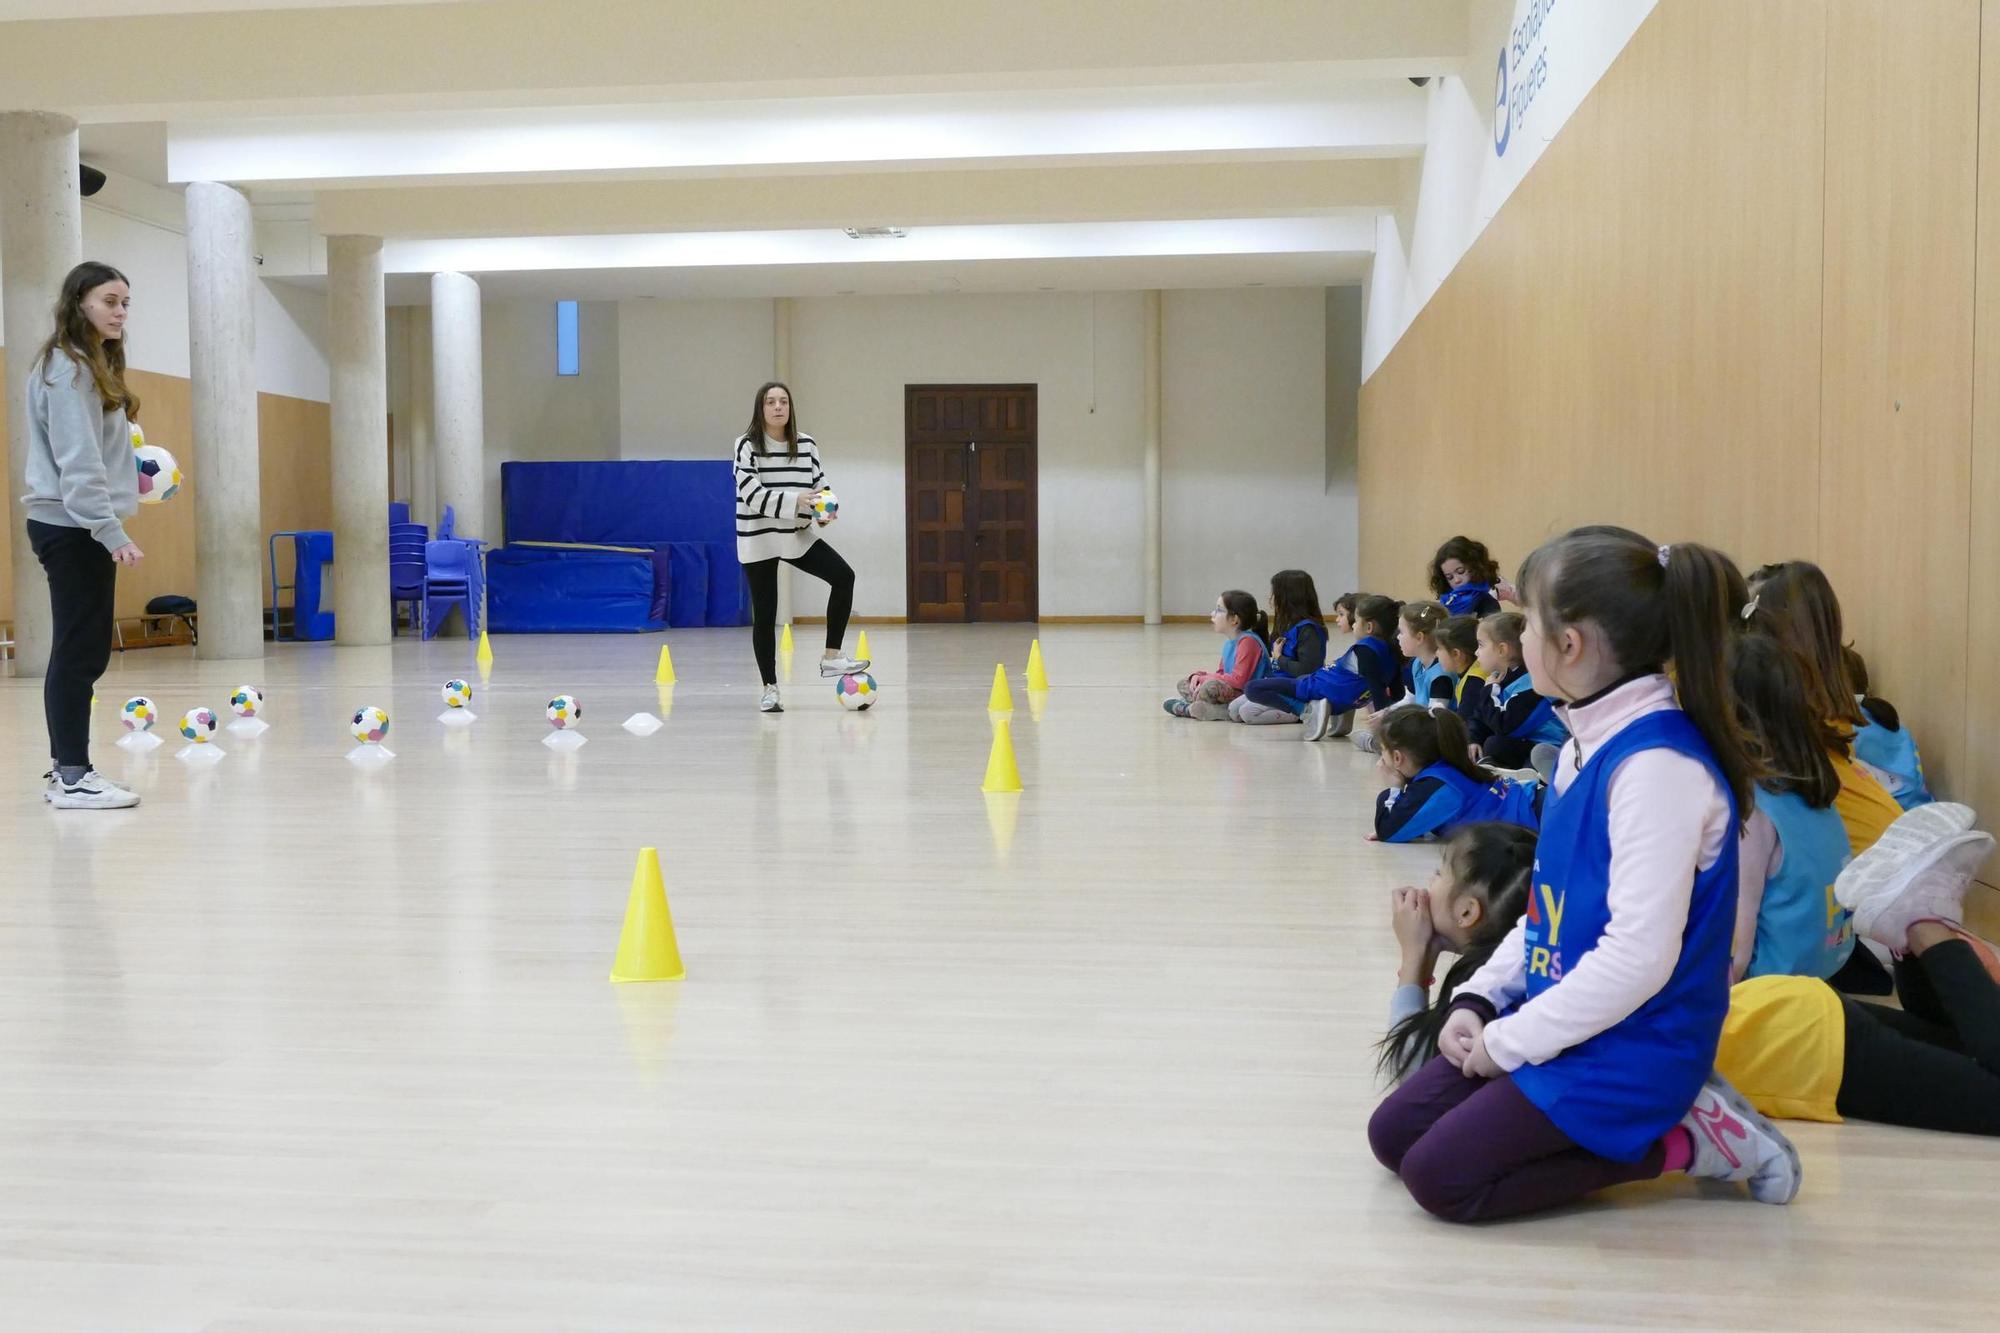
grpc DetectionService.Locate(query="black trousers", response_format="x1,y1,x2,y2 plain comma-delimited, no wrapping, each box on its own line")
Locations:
1836,940,2000,1135
27,520,118,768
744,540,854,685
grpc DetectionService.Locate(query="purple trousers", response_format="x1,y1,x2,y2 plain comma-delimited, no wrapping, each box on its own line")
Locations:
1368,1055,1668,1222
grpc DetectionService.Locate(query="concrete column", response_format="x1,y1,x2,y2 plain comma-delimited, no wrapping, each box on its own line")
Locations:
408,305,435,528
184,181,264,661
431,271,485,544
1142,289,1163,626
773,296,794,627
0,112,82,678
328,236,390,645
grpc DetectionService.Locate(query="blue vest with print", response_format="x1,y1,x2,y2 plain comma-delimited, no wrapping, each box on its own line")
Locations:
1218,632,1266,682
1744,787,1854,980
1383,762,1542,843
1508,709,1738,1162
1440,583,1496,616
1852,708,1933,811
1407,656,1458,709
1498,671,1570,745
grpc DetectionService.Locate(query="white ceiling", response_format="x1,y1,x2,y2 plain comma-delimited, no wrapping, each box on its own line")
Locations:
24,0,1474,300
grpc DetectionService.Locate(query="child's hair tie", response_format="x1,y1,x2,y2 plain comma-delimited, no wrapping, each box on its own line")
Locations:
1740,594,1760,621
1657,543,1672,569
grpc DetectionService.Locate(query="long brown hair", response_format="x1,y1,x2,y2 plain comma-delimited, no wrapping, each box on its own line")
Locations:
743,380,798,458
1269,568,1324,635
1517,526,1759,819
1730,634,1839,808
1747,561,1866,734
35,261,139,419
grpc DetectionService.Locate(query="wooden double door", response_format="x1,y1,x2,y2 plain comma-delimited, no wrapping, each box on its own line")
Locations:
905,384,1038,623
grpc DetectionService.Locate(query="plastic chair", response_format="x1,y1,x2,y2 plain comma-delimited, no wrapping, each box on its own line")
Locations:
422,539,481,640
391,553,427,635
439,504,456,540
389,502,410,526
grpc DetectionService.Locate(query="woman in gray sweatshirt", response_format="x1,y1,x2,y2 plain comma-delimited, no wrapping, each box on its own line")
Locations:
23,261,144,810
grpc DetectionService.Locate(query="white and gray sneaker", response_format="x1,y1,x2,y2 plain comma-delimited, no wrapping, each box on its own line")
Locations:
759,685,784,714
1301,698,1333,741
818,656,871,678
48,768,140,810
1678,1072,1801,1204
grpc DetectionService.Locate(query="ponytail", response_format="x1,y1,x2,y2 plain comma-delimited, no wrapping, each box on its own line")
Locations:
1518,526,1759,819
1661,543,1759,817
1379,706,1494,784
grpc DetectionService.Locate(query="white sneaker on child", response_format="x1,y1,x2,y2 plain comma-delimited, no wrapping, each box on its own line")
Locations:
759,685,784,713
1679,1073,1801,1204
1843,829,1993,952
1301,698,1333,741
48,769,141,810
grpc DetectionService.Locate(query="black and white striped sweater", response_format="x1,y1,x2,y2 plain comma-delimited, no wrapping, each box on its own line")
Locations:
734,433,827,563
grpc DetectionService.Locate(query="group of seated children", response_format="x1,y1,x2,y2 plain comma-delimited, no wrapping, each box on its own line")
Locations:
1344,525,1985,1224
1164,537,1568,846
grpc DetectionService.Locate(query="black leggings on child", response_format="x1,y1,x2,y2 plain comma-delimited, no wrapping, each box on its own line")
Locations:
1836,940,2000,1135
744,541,855,685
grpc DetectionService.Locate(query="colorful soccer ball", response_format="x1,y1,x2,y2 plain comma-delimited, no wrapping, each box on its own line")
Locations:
546,695,581,729
442,679,473,709
351,706,390,744
835,672,877,711
133,440,183,506
229,685,263,718
810,488,838,525
179,707,219,742
121,696,158,732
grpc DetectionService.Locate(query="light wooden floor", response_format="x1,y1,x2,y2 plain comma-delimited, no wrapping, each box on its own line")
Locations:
2,625,1997,1331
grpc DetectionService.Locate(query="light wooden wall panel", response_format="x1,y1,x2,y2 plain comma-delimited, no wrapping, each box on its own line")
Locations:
1968,0,2000,925
0,347,330,627
1360,0,1828,595
1818,0,1980,799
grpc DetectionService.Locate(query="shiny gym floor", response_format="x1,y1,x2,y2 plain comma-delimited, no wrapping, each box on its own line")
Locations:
2,626,1995,1330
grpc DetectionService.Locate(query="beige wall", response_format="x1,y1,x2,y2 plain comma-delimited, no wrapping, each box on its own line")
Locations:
0,349,333,625
1358,0,2000,916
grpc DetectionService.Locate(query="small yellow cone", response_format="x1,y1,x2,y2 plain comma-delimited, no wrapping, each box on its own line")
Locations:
655,643,677,685
780,622,795,654
1027,689,1048,723
1026,639,1050,691
987,662,1014,714
476,631,495,671
982,717,1024,793
857,628,872,661
610,847,686,983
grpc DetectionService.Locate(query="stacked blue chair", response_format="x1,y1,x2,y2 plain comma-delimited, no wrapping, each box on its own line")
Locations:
390,521,429,634
423,538,483,640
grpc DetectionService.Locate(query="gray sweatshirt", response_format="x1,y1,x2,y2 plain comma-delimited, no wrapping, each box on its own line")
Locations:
22,350,137,552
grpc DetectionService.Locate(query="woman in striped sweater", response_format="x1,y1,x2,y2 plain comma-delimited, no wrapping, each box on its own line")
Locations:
734,381,869,712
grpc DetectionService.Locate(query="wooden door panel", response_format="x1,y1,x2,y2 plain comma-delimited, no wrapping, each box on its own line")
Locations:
906,385,1037,623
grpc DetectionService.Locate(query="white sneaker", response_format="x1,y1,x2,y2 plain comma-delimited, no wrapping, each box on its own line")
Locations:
759,685,784,713
1837,804,1978,910
48,769,140,810
1679,1073,1801,1204
1845,829,1994,951
1352,726,1381,755
818,656,871,678
1328,708,1356,739
42,768,56,804
1301,698,1332,741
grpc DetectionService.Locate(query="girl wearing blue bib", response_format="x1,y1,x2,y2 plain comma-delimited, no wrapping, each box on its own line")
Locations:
1371,708,1541,843
1230,570,1328,724
1842,645,1934,810
1430,535,1504,618
1247,594,1405,739
1369,528,1801,1221
1728,635,1855,981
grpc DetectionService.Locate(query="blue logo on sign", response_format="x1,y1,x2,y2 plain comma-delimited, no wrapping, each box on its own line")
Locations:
1494,46,1511,156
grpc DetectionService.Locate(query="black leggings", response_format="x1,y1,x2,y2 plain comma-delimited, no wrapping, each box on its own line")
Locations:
27,519,118,768
1836,940,2000,1135
745,541,854,685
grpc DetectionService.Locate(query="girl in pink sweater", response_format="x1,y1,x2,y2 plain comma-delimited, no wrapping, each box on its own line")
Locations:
1164,589,1269,720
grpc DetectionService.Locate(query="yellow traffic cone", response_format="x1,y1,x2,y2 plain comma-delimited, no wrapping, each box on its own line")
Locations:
987,662,1014,714
857,628,872,661
780,622,794,654
657,683,675,718
655,643,677,685
610,847,686,982
476,630,495,671
982,717,1024,793
1026,639,1050,691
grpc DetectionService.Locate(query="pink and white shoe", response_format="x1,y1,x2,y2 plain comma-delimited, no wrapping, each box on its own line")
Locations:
1843,830,1994,952
1678,1073,1801,1204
